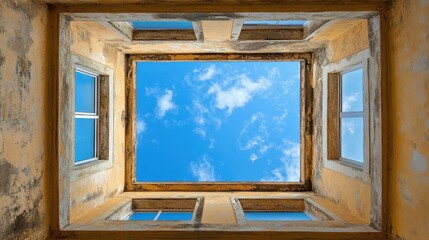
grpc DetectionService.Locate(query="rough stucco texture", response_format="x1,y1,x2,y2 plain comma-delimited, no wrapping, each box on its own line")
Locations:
0,0,50,239
69,22,126,222
388,0,429,239
312,20,372,222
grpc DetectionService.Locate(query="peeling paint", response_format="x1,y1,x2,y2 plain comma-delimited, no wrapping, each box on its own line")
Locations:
389,0,429,239
312,19,372,223
411,148,428,173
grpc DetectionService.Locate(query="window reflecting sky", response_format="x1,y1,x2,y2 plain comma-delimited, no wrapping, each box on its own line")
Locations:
340,67,364,162
341,68,363,112
136,62,300,182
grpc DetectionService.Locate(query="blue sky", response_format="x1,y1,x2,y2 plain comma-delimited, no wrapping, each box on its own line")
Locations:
135,61,301,182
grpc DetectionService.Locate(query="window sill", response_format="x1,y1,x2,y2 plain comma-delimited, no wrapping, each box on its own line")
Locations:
71,159,113,181
323,158,370,183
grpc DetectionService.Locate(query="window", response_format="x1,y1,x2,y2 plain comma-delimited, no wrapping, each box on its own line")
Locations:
75,69,99,165
339,67,364,165
124,211,193,221
323,49,370,182
125,53,313,191
231,197,337,224
244,211,311,221
108,198,204,223
243,20,307,27
130,21,194,30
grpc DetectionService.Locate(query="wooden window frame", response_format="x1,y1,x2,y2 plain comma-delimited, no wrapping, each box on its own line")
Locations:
125,53,313,191
324,49,371,183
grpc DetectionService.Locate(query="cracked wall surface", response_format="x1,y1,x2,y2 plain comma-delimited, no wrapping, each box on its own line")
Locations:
0,0,50,239
388,0,429,239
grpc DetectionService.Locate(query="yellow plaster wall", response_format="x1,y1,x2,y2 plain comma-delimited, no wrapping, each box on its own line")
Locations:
313,20,372,222
388,0,429,239
68,22,126,222
0,0,50,239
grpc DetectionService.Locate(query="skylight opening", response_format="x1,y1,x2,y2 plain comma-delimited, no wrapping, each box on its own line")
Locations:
135,61,301,183
243,20,307,27
130,21,194,30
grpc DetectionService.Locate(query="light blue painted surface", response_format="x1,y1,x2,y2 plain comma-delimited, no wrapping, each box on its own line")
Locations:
127,212,158,221
131,21,193,30
245,211,312,221
157,212,193,221
244,20,306,26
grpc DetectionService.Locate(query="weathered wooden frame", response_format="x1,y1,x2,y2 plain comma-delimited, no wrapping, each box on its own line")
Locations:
125,53,313,191
106,197,205,226
230,197,341,225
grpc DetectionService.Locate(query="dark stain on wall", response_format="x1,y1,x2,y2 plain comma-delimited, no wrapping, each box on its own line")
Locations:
0,160,18,196
0,161,44,239
121,110,126,127
0,50,5,68
312,47,329,188
82,188,104,203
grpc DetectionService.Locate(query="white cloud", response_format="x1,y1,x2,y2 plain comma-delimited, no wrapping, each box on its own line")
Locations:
342,120,357,135
242,135,264,151
198,65,217,81
136,119,146,135
209,138,215,149
194,127,206,138
250,153,258,162
261,141,300,182
259,144,270,154
273,110,288,125
156,89,176,118
190,156,216,181
195,116,205,125
145,87,159,96
208,74,271,114
342,92,359,112
238,112,271,156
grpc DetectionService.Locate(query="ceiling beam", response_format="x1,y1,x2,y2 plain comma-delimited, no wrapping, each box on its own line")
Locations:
132,30,197,41
239,28,303,41
230,20,244,41
303,20,330,40
98,21,133,41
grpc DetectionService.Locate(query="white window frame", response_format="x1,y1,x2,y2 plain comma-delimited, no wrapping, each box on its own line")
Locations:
322,49,370,183
74,68,100,165
338,64,365,166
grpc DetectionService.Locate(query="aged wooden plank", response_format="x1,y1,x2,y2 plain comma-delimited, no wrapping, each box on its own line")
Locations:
133,30,197,41
327,73,339,160
98,21,133,41
239,28,303,41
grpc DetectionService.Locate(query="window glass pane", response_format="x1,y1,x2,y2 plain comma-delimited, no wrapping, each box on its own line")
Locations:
136,62,301,182
244,211,311,221
244,20,306,26
157,212,193,221
341,68,363,112
76,71,96,113
130,21,193,30
75,118,96,162
126,212,158,221
340,117,363,163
